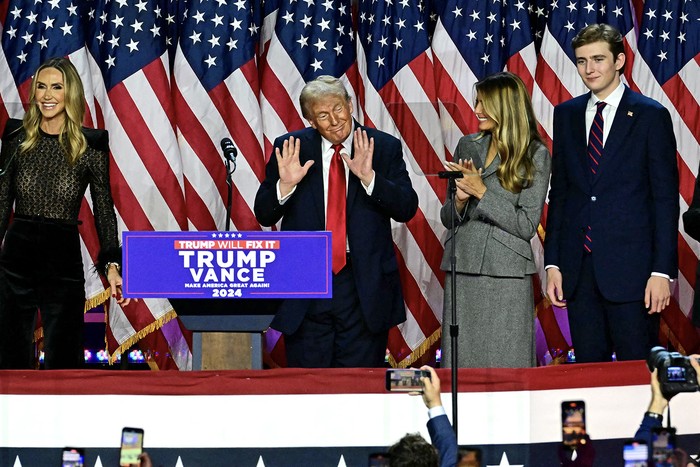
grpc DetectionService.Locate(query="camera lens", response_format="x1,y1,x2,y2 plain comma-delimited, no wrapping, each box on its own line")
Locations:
647,346,668,372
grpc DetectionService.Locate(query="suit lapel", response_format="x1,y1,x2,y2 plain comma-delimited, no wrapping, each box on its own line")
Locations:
304,131,327,227
570,96,591,182
346,124,361,215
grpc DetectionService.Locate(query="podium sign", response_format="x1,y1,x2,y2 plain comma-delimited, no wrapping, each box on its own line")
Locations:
122,231,332,299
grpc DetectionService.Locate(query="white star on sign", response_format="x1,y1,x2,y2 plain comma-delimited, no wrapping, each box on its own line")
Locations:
487,452,524,467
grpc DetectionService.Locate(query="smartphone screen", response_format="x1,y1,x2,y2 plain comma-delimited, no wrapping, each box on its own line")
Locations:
385,369,429,392
119,427,144,467
651,427,676,467
561,400,586,448
61,447,84,467
623,440,648,467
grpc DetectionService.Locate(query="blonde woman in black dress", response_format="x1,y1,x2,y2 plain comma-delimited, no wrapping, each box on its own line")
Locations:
0,57,130,369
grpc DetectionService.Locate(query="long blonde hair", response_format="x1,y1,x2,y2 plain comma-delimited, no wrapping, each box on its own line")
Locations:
21,57,87,164
475,72,543,193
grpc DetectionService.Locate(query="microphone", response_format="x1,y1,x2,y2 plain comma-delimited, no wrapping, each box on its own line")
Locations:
437,170,463,179
220,137,238,163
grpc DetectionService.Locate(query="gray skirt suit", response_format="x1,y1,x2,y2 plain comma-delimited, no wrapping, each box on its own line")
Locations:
440,133,551,368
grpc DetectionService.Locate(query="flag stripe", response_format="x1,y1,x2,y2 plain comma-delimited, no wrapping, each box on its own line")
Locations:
108,84,187,230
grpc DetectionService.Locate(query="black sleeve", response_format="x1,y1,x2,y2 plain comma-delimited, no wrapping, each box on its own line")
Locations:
82,127,110,153
2,118,23,140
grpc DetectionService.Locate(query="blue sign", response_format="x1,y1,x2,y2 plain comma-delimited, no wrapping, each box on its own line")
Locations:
122,231,332,299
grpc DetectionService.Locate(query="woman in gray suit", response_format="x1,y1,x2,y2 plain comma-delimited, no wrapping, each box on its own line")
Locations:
440,72,551,368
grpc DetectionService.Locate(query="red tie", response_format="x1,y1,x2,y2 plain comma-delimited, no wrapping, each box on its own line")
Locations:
328,144,347,274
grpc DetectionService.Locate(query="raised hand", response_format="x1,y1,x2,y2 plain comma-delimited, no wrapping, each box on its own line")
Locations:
345,128,375,186
276,136,314,196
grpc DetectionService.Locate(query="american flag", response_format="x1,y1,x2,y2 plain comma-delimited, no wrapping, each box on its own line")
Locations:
355,0,445,365
173,0,264,233
1,0,698,371
432,0,539,147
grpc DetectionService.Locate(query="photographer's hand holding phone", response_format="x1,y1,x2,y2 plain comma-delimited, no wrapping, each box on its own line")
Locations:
133,453,153,467
385,368,431,393
122,453,152,467
385,366,441,410
418,365,441,410
559,401,595,466
120,427,146,467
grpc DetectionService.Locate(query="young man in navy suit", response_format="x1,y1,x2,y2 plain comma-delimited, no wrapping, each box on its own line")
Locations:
254,76,418,368
544,24,679,363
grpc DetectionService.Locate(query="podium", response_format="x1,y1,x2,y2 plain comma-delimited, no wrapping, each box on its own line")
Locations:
171,299,279,370
122,230,331,370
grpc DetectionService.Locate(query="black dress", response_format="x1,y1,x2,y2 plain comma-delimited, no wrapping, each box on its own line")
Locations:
0,119,120,369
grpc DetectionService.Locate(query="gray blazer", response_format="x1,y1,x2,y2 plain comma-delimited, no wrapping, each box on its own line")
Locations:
440,133,551,277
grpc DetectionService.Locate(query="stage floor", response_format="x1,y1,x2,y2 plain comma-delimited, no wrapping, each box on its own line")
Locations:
1,361,699,466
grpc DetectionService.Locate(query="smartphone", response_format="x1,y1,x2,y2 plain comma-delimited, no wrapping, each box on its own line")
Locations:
561,400,586,448
385,368,430,392
623,439,648,467
651,426,676,467
119,427,144,467
61,447,84,467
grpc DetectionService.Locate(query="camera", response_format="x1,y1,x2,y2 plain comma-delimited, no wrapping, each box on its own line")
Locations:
647,346,699,399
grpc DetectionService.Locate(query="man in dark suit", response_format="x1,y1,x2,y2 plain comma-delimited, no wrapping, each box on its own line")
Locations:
254,75,418,368
544,24,679,363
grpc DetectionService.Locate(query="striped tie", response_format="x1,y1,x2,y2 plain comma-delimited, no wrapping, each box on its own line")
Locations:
584,101,607,253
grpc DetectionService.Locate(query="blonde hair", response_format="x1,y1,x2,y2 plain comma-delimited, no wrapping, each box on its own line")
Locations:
474,72,543,193
21,57,87,164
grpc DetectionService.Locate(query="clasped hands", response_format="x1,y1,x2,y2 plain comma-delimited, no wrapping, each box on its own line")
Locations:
443,159,487,211
276,128,375,197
